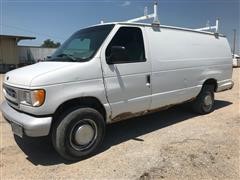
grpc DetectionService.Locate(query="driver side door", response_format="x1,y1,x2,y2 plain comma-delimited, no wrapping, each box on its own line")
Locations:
100,26,152,120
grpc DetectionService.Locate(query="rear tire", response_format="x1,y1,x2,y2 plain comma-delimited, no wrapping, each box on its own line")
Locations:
52,107,105,161
192,85,215,114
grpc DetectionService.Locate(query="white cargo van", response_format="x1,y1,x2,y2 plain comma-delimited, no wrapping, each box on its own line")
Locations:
0,13,234,160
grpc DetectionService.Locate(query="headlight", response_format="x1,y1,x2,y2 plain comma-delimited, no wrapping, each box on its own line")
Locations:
19,89,45,107
18,90,31,105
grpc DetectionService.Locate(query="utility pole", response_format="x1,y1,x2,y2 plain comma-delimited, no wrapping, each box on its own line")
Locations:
232,29,236,55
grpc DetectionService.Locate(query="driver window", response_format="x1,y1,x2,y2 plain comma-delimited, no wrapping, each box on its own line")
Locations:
106,27,146,63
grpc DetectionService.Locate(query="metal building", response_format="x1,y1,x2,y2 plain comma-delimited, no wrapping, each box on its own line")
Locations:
18,46,56,64
0,34,35,73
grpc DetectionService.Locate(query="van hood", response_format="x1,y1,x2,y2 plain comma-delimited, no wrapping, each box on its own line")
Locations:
4,62,75,87
4,59,102,87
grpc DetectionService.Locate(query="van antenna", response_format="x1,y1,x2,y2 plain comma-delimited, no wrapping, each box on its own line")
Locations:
206,20,210,29
126,1,160,26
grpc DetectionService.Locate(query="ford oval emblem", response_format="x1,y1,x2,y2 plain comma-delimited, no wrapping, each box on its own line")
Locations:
6,76,9,80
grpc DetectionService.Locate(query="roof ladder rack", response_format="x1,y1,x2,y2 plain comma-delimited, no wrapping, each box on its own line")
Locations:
195,19,219,33
126,1,160,26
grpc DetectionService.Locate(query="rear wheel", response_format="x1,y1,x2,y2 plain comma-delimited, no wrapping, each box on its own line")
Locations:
192,85,215,114
52,107,105,161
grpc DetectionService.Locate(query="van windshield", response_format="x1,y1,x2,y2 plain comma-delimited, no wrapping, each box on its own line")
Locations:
49,24,114,62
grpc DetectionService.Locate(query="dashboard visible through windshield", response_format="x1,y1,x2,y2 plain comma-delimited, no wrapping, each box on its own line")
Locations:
49,24,115,62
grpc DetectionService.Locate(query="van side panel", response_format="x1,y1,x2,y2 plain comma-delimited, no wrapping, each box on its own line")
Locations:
146,27,232,110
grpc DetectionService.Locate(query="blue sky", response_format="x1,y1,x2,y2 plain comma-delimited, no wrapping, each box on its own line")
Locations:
0,0,239,53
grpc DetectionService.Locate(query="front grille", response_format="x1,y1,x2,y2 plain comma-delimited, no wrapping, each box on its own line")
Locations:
5,86,17,99
3,84,19,109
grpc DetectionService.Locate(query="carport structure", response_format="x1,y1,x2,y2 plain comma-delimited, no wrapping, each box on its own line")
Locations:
0,34,35,73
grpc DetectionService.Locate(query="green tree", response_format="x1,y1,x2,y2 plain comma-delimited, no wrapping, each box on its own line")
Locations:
41,39,61,48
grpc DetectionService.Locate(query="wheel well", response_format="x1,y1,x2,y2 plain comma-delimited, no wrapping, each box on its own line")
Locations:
53,97,106,122
203,79,217,92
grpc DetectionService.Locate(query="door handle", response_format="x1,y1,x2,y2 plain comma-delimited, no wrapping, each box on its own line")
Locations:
146,74,151,88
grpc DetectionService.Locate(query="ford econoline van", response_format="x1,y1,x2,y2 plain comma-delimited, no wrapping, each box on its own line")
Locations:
1,22,233,160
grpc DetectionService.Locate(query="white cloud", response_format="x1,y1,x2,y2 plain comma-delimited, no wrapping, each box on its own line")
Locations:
121,1,131,7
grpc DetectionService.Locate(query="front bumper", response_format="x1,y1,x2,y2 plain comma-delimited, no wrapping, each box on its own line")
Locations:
0,101,52,137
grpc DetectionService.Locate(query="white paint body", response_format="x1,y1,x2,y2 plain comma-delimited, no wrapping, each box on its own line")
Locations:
1,23,233,136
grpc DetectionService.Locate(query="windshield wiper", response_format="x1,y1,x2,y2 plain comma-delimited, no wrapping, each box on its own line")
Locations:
57,53,77,62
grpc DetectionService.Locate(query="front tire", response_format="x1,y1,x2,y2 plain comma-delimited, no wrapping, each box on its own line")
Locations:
52,107,105,161
192,85,215,114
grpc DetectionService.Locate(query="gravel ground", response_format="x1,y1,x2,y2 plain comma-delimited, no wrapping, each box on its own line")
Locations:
0,68,239,180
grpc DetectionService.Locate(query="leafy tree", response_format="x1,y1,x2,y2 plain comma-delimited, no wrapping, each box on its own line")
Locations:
41,39,61,48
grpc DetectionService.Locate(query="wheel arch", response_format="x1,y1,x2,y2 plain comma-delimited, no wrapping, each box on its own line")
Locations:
53,96,107,123
202,78,218,92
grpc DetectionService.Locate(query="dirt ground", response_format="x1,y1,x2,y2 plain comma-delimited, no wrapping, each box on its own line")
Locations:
0,69,239,180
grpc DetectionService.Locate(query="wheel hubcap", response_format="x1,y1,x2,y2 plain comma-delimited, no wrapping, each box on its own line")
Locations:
202,93,213,112
69,119,97,151
74,124,94,145
204,95,212,106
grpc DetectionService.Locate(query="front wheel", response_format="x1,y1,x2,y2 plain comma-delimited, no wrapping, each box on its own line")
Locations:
192,85,215,114
52,107,105,161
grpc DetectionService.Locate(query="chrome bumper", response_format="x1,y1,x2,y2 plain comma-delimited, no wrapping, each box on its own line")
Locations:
216,79,234,92
0,101,52,137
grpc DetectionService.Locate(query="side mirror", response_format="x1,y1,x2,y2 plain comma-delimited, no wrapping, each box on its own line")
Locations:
107,46,127,64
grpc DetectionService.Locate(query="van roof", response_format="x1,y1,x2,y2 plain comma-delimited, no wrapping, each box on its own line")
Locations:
88,22,225,37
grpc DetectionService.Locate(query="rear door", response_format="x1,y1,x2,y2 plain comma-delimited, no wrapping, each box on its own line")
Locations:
100,26,152,120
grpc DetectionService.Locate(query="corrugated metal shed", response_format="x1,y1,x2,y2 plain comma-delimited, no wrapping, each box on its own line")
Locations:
18,46,56,63
0,34,35,73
